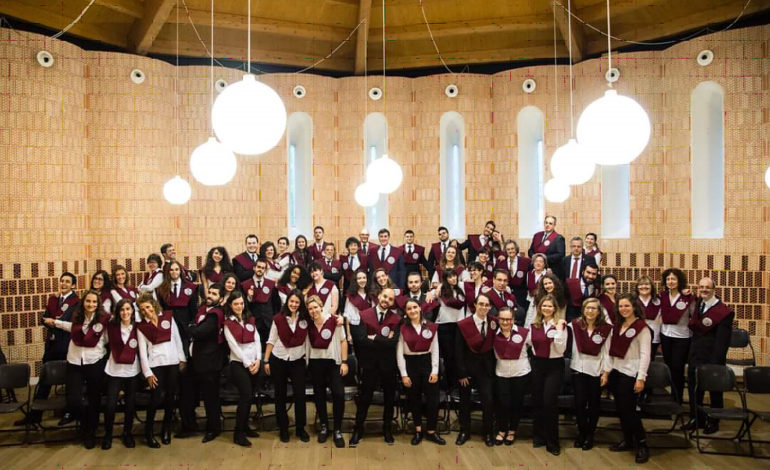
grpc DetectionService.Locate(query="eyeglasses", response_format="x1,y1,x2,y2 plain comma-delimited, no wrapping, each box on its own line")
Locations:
584,306,599,311
499,318,513,322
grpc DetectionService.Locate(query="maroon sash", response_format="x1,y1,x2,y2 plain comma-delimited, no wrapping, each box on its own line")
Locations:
435,264,465,283
609,319,648,358
369,245,404,273
493,328,528,359
495,256,530,288
440,291,466,310
71,314,110,347
463,282,482,313
531,231,559,254
599,294,616,317
400,321,438,353
204,269,224,284
659,291,694,324
291,251,309,266
346,293,373,312
571,320,611,356
277,283,293,297
585,248,601,259
401,244,426,265
165,281,197,307
46,293,80,319
234,252,257,273
242,278,276,303
688,300,732,334
320,258,341,275
530,324,561,358
308,316,339,349
112,286,138,301
143,269,162,286
107,324,138,364
456,315,496,353
308,242,330,260
273,314,308,347
527,271,544,296
565,278,585,307
360,308,402,337
429,242,444,264
307,280,336,305
467,234,490,253
637,297,661,320
339,253,367,281
225,315,257,344
195,306,225,343
137,310,174,344
487,289,516,310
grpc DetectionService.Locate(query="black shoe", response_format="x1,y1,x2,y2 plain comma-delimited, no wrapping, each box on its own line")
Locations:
13,415,40,427
333,430,346,448
161,429,171,445
424,432,446,446
703,421,719,435
455,431,469,446
349,429,362,447
297,428,310,442
280,430,290,443
682,418,697,431
318,424,329,444
546,445,561,456
635,442,650,464
384,429,394,444
58,413,76,426
84,435,96,449
574,437,584,448
174,429,196,439
484,434,495,447
234,434,252,447
245,428,260,438
582,435,594,451
201,432,219,443
145,434,161,449
411,432,423,445
610,440,630,452
101,435,112,450
122,434,135,448
533,437,546,448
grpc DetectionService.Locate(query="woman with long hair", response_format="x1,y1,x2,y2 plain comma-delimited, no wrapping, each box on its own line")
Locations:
110,265,138,306
634,275,661,358
432,269,466,388
343,270,372,358
598,274,618,324
525,271,565,327
430,245,468,287
220,272,241,306
90,270,113,314
200,246,233,292
291,235,311,267
260,242,284,281
368,267,398,299
523,253,548,324
276,264,312,306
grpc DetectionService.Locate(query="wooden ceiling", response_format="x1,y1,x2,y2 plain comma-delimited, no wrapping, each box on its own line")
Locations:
1,0,768,75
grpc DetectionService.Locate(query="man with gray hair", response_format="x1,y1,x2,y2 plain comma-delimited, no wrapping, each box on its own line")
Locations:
560,236,597,283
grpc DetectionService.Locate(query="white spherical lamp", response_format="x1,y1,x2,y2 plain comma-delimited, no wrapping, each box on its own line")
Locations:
544,178,570,203
212,74,287,155
550,139,596,185
366,155,403,194
577,89,651,165
354,182,379,207
765,166,770,189
190,137,237,186
163,176,192,205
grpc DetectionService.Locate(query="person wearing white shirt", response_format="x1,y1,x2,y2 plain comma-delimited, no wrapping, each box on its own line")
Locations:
430,245,468,287
523,254,548,326
603,294,651,464
343,270,371,358
433,270,466,389
634,275,661,358
569,298,612,451
138,253,164,300
526,294,567,456
44,290,109,449
305,296,348,448
397,299,444,446
102,299,141,450
492,307,531,446
222,291,261,447
658,268,695,405
136,294,186,448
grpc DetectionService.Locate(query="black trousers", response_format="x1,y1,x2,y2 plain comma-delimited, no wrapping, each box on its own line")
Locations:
355,365,397,432
458,369,494,435
269,356,307,433
437,323,458,388
309,359,345,431
661,334,690,403
530,357,564,448
196,370,222,433
349,323,367,361
609,369,646,445
572,372,602,440
104,374,137,437
65,359,106,438
177,366,199,431
687,361,723,423
147,364,179,435
229,361,260,434
494,373,529,433
404,354,439,432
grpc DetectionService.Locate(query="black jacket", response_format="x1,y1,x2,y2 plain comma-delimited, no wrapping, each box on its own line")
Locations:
188,307,225,374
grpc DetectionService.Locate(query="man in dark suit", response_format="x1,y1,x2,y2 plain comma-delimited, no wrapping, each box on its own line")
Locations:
308,225,330,261
564,264,600,322
399,229,430,280
528,215,566,278
232,234,260,282
459,220,496,264
427,226,451,277
561,236,598,283
368,228,406,289
683,277,734,434
241,258,281,351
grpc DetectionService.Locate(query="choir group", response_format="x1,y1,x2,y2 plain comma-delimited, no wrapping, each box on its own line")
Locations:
19,216,735,464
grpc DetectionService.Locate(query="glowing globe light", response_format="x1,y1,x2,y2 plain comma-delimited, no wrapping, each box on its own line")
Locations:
354,182,379,207
550,138,596,185
544,178,570,203
765,166,770,189
212,74,287,155
577,89,651,165
365,155,403,194
163,176,192,205
190,137,237,186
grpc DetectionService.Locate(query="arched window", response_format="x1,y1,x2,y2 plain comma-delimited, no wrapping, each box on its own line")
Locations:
517,106,545,237
440,112,465,237
363,113,388,233
601,165,630,238
691,81,724,238
286,112,313,239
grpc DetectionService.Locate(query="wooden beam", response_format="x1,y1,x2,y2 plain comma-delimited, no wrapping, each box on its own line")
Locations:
0,0,127,47
168,7,350,43
129,0,175,54
94,0,143,19
369,14,550,42
554,4,584,62
353,0,372,75
379,44,566,70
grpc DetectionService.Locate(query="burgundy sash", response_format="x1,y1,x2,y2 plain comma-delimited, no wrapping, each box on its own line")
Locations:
225,315,257,344
308,316,339,349
440,291,466,310
143,269,162,286
369,245,404,272
46,293,80,319
496,256,530,287
308,242,329,260
71,314,110,347
291,251,309,266
308,280,336,305
456,315,496,353
571,320,611,356
436,264,465,283
527,271,544,295
400,321,438,353
609,319,648,358
346,293,372,312
401,244,426,265
165,281,197,307
273,314,308,347
429,242,443,264
688,300,732,334
107,324,138,364
493,328,528,359
136,310,174,344
585,248,600,258
468,234,490,253
531,231,559,254
234,252,257,273
565,278,584,307
205,269,224,284
637,297,661,321
599,294,616,317
530,324,561,358
195,306,225,344
360,308,402,337
463,282,481,313
659,291,694,324
339,253,367,280
320,258,341,275
488,289,516,310
112,286,138,301
242,278,276,303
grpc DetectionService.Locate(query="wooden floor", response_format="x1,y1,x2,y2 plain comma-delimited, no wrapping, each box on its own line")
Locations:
0,391,768,470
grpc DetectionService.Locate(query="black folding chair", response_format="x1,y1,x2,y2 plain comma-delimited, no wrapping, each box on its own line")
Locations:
693,364,752,456
28,361,71,431
0,363,31,445
740,366,770,458
726,329,756,368
639,362,690,448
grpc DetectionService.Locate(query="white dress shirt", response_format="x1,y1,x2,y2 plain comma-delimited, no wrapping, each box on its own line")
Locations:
343,292,368,325
568,256,583,279
568,323,611,377
54,317,108,366
639,296,662,344
137,320,185,378
104,323,141,377
138,269,163,299
267,317,307,361
525,320,567,358
396,323,439,377
224,317,262,368
494,325,532,378
660,293,694,339
608,325,652,381
436,293,465,324
345,255,361,272
306,315,346,364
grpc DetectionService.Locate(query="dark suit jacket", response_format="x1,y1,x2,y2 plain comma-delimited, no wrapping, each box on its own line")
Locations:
357,315,400,371
528,232,566,278
560,254,598,283
160,293,199,361
188,310,224,374
368,247,406,290
455,323,496,380
689,307,734,366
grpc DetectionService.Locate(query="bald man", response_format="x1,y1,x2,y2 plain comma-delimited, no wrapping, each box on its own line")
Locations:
358,228,377,257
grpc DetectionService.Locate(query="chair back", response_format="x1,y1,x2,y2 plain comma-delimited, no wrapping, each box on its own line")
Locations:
38,360,67,387
696,364,735,393
744,366,770,394
0,363,29,390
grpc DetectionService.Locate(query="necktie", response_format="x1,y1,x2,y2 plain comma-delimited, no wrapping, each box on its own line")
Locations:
58,296,64,308
257,280,262,291
407,245,412,254
571,257,579,279
327,259,331,267
480,320,486,339
378,311,384,323
250,253,256,262
583,282,589,298
173,283,178,297
380,248,386,263
441,242,446,253
542,232,548,244
699,302,706,316
349,256,354,267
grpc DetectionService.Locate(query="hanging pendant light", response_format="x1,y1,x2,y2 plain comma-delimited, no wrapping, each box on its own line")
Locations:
544,178,570,203
163,176,192,205
576,0,650,166
551,138,595,185
354,182,379,207
211,0,286,155
366,154,403,194
764,166,770,189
